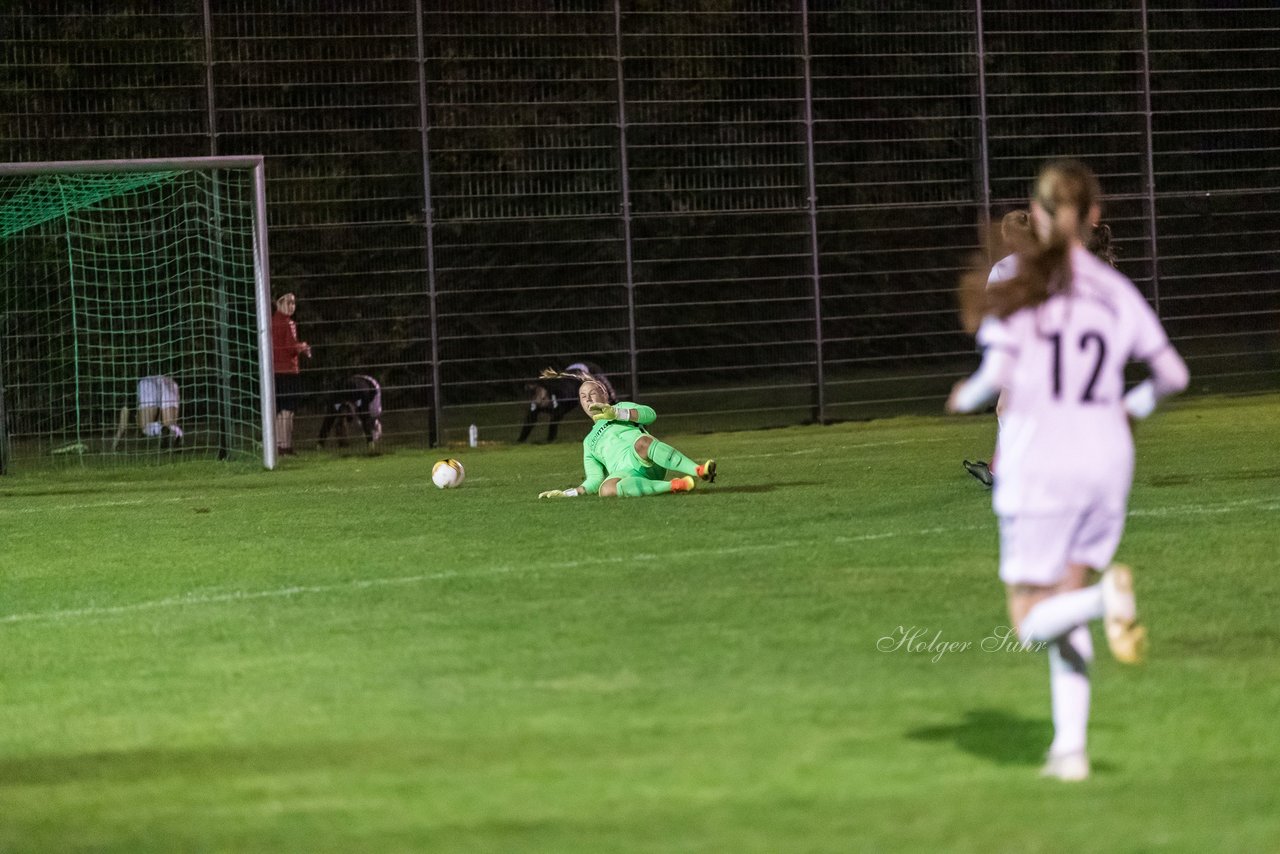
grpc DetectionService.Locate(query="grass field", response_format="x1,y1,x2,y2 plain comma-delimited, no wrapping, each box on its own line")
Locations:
2,393,1277,852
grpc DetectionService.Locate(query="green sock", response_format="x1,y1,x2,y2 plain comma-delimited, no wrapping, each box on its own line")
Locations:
616,477,673,498
644,439,699,476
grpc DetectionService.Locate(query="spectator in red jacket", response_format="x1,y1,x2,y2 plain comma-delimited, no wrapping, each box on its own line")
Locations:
271,292,311,455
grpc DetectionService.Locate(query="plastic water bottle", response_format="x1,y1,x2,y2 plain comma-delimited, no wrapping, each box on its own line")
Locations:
468,424,478,448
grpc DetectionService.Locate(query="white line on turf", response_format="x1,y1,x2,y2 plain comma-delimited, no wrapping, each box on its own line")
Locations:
1130,499,1280,517
734,437,950,459
0,523,994,626
1,498,1273,627
0,480,426,515
0,567,512,626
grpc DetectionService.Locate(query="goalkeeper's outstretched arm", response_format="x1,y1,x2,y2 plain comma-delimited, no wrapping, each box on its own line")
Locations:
587,401,655,425
539,488,582,499
538,454,606,498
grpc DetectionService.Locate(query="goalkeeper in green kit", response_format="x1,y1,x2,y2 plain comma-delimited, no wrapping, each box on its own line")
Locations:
538,373,717,499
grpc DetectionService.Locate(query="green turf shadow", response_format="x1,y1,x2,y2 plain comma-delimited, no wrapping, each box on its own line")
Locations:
905,708,1048,767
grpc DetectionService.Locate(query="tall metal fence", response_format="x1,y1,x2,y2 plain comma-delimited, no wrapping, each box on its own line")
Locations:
3,1,1278,447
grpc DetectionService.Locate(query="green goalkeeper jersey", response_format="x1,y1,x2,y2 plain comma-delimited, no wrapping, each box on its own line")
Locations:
579,401,660,494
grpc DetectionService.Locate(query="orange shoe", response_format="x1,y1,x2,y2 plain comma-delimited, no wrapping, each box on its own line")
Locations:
671,475,696,493
696,459,717,483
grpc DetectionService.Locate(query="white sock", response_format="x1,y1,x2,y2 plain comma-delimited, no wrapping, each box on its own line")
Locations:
1019,585,1104,645
1048,625,1093,756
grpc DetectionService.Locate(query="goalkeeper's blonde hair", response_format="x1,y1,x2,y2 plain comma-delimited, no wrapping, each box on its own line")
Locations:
539,366,591,382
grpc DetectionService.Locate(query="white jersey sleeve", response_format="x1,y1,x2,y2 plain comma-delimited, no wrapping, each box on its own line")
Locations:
987,254,1019,287
976,314,1015,355
949,316,1017,412
1121,280,1175,362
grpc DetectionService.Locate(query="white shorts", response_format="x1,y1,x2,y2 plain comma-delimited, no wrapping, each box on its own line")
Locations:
998,507,1126,586
137,376,179,410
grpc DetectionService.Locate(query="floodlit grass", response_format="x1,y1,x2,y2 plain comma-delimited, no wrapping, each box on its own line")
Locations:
1,393,1277,852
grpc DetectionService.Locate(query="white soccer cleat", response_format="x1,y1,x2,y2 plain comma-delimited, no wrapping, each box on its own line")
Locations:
1039,750,1090,782
1102,564,1147,664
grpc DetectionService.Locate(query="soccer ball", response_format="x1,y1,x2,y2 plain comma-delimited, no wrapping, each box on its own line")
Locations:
431,458,465,489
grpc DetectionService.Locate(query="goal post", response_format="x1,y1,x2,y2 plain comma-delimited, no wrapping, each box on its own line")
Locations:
0,156,277,471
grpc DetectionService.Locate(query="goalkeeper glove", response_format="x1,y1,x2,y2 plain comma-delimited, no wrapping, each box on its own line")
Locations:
588,402,624,422
538,487,580,499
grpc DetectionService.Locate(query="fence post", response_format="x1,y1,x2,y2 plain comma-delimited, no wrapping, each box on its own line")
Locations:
613,0,638,399
1139,0,1161,316
201,0,217,156
798,0,825,423
414,0,442,446
974,0,992,237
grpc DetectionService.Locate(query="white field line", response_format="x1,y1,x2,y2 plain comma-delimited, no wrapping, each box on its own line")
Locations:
734,437,950,459
4,486,1272,521
0,480,425,515
1130,498,1280,517
0,567,505,626
1,525,983,627
4,494,1274,628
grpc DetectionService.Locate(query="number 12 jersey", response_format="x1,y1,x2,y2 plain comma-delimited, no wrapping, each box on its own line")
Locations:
977,246,1176,515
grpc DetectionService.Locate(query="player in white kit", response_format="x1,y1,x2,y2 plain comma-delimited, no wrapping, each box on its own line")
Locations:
947,160,1189,781
113,375,185,450
963,209,1033,487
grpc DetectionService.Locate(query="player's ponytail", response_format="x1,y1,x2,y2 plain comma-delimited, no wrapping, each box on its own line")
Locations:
540,366,591,383
985,231,1069,320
